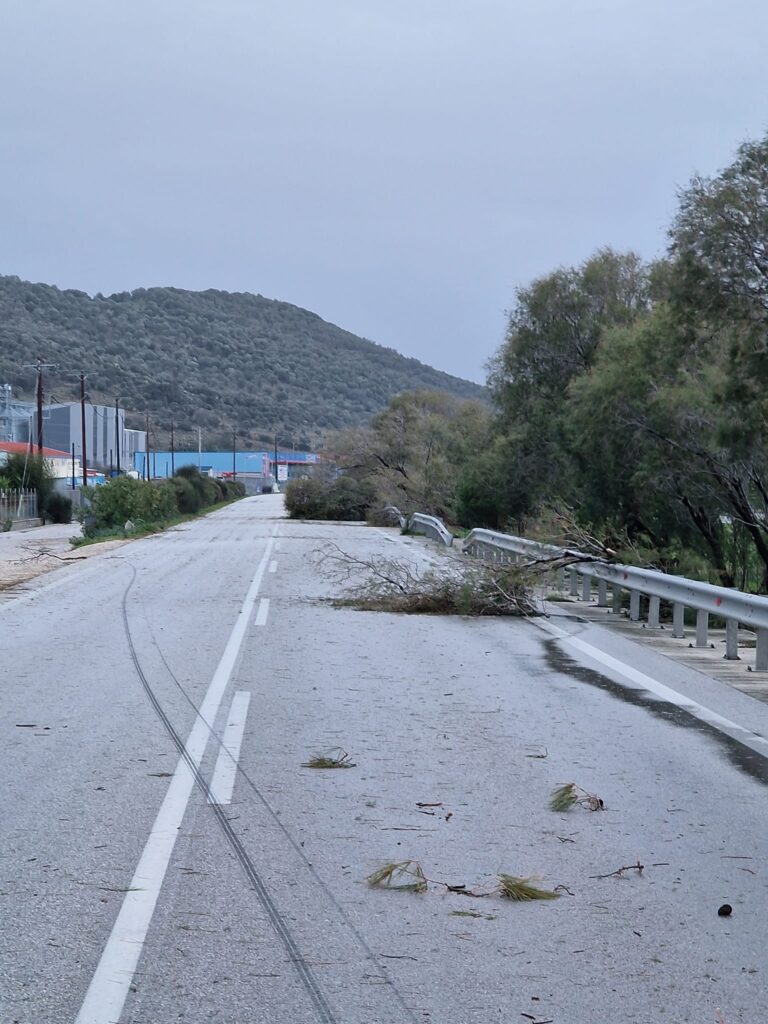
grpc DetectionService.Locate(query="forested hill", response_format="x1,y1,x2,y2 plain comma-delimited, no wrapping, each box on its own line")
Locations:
0,275,484,448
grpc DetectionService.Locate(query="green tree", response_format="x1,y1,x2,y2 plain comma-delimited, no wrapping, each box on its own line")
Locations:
329,390,492,520
1,453,55,518
487,248,651,519
671,135,768,327
565,306,737,581
666,133,768,587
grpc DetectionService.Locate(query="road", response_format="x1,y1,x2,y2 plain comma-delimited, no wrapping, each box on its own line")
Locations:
1,494,767,1023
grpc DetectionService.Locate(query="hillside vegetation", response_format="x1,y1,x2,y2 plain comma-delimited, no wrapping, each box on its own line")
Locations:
0,276,484,449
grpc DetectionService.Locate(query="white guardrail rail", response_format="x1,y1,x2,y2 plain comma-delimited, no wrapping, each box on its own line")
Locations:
409,513,454,547
380,507,455,546
393,513,768,671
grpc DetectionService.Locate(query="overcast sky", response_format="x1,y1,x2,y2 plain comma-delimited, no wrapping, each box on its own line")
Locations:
2,1,767,383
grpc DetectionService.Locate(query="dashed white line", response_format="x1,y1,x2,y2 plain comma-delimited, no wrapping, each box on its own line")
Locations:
269,560,278,574
74,528,277,1024
254,597,270,626
207,691,251,805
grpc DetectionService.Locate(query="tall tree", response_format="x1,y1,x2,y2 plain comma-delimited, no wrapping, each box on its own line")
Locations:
671,135,768,326
668,133,768,587
328,390,492,518
487,248,651,517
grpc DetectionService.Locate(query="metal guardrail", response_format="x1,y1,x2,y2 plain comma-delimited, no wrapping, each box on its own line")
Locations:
390,514,768,671
463,527,768,670
409,513,454,547
377,506,454,546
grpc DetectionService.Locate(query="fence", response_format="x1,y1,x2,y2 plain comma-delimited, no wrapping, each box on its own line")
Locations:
0,488,38,523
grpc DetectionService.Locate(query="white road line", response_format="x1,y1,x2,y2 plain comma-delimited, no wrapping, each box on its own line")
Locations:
207,691,251,805
275,540,282,552
75,528,277,1024
269,560,278,573
254,597,270,626
537,618,768,758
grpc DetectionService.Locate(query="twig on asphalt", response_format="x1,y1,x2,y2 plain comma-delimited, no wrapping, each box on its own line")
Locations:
589,860,644,879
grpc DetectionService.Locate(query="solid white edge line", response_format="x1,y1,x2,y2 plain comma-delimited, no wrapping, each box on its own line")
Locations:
254,597,270,626
536,617,768,757
207,690,252,805
75,527,277,1024
379,527,768,755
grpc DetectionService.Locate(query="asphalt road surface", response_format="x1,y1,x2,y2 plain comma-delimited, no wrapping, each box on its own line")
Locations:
2,495,767,1023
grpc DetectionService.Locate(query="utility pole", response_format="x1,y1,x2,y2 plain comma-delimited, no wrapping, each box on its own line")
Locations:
71,443,76,490
232,431,237,479
80,373,88,486
36,358,44,454
170,422,175,476
115,398,121,475
274,434,278,481
145,410,150,480
198,427,202,471
23,357,54,453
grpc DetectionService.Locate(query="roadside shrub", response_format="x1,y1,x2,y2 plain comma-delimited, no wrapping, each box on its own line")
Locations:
174,465,220,507
285,478,328,519
84,477,177,532
168,476,201,515
222,479,246,498
285,476,375,521
42,491,73,524
326,477,376,521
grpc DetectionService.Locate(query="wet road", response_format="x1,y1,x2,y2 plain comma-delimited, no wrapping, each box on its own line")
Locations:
2,495,767,1023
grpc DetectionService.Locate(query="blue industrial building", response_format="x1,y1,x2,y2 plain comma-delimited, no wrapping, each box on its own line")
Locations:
134,450,270,479
132,449,320,484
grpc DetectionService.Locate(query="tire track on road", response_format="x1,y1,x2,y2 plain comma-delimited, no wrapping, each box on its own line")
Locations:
132,539,422,1024
76,538,338,1024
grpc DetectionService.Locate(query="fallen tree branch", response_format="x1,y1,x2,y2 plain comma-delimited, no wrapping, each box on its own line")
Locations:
312,543,542,617
589,860,644,879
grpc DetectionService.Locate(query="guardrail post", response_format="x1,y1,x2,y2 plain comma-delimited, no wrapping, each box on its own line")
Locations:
756,630,768,671
725,619,739,660
461,528,768,660
695,609,709,647
672,603,686,638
